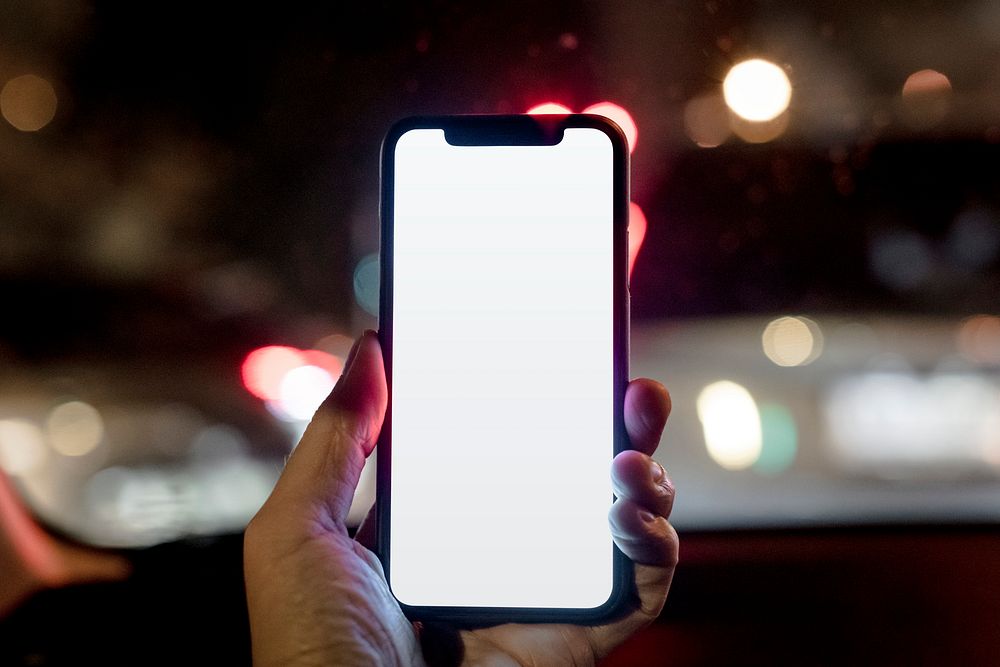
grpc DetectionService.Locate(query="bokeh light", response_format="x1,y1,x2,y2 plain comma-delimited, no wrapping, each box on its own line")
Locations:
582,101,637,153
301,349,344,379
274,365,335,421
526,102,572,115
85,466,134,522
242,345,343,420
957,315,1000,365
85,458,280,546
697,380,763,470
45,400,105,457
723,59,792,122
558,33,578,50
85,466,187,544
242,346,306,401
902,69,951,97
0,419,47,475
754,404,798,475
0,74,58,132
628,202,647,276
353,253,380,316
869,230,934,291
762,316,823,367
901,69,952,127
730,111,789,144
683,93,731,148
194,459,277,530
113,472,187,534
946,207,1000,270
825,372,1000,470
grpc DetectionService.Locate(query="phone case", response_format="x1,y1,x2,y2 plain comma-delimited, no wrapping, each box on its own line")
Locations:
376,114,631,625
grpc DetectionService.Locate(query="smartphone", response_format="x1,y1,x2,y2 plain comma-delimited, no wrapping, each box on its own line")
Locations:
377,114,630,624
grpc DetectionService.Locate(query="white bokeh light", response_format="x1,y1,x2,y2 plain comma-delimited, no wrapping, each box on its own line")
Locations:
762,316,823,367
723,59,792,122
697,380,763,470
824,372,1000,470
274,365,335,422
45,400,105,457
0,419,48,475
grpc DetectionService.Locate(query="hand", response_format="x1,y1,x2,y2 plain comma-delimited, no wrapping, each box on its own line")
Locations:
243,331,678,666
0,470,131,618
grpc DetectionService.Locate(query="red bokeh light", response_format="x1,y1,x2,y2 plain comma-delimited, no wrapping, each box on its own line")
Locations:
628,202,648,276
526,102,572,115
241,346,306,401
582,102,637,153
242,346,344,403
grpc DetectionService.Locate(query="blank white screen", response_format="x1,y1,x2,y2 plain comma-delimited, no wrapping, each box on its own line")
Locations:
389,127,614,609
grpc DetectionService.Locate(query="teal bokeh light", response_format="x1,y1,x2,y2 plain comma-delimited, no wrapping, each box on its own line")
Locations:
353,253,380,316
754,403,797,474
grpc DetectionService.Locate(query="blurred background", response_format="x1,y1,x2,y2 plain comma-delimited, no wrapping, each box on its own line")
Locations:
1,1,999,665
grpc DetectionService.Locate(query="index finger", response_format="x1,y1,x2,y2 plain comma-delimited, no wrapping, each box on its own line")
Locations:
624,379,671,456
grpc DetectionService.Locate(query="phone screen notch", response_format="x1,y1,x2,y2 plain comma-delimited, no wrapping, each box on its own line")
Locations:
444,117,565,147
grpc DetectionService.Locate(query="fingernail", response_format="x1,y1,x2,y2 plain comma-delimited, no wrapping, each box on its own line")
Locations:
639,509,656,523
651,459,665,482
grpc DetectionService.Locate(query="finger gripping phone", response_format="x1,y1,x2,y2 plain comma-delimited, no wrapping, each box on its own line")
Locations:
377,114,630,624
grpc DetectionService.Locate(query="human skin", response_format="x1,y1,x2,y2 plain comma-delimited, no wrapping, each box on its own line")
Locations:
0,471,131,619
244,331,678,666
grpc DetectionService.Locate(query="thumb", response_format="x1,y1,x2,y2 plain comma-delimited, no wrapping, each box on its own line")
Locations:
264,331,387,531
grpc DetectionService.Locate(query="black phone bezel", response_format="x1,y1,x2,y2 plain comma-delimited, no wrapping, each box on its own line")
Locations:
376,114,632,626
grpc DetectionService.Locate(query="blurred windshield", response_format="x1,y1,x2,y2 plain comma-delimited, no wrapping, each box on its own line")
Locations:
0,1,998,546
